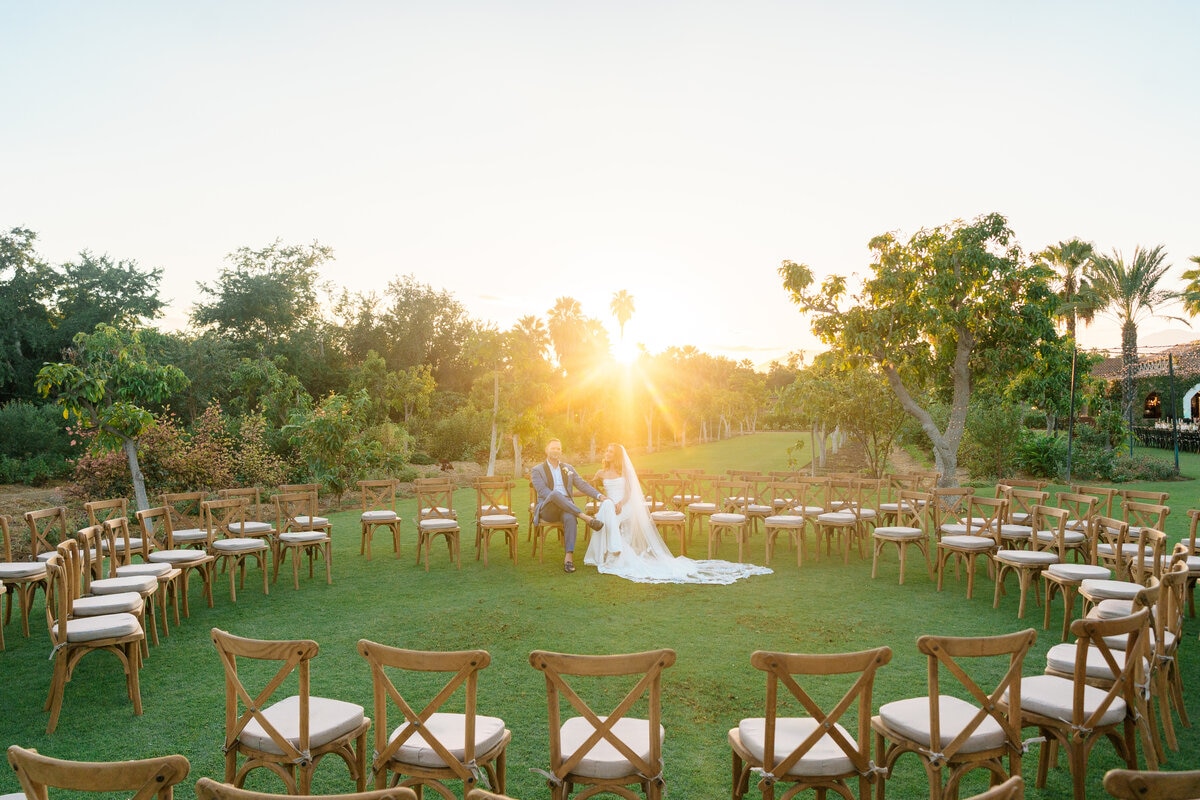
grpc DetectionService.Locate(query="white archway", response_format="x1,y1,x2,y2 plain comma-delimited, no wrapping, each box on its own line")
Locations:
1183,384,1200,419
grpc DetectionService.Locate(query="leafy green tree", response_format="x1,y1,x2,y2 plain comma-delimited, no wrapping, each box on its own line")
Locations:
35,324,189,510
192,239,333,350
54,251,165,343
780,212,1058,485
380,275,478,392
1006,339,1100,433
825,360,907,477
1087,244,1180,423
1179,254,1200,316
1036,238,1098,341
285,390,391,503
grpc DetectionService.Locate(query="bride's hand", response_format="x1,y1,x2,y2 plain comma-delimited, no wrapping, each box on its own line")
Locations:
615,502,623,514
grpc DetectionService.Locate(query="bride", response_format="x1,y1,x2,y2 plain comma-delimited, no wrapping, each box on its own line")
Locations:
582,443,772,584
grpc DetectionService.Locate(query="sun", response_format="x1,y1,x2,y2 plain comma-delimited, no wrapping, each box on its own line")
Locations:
613,338,641,364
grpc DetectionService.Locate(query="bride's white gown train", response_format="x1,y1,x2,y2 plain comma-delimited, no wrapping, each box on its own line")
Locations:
582,470,771,584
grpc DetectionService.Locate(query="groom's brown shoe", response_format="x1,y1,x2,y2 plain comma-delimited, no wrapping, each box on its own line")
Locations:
586,517,603,531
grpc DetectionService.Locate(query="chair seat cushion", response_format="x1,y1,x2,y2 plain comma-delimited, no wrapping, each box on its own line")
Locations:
107,537,147,552
791,505,825,515
994,549,1058,565
873,526,923,540
1046,642,1143,680
242,695,367,754
212,537,270,553
687,502,717,513
1046,563,1110,581
878,695,1006,754
54,612,141,642
1090,598,1134,619
1080,579,1142,600
278,532,328,544
419,519,459,531
421,507,456,517
997,525,1032,538
116,562,173,577
1096,543,1139,557
170,528,207,543
650,511,686,523
361,510,398,522
711,513,747,525
1019,674,1125,728
1034,530,1086,545
91,575,157,595
735,717,855,777
764,515,805,528
939,536,995,551
817,512,857,525
72,592,143,616
559,715,662,780
387,711,508,769
149,549,213,565
747,504,774,515
292,515,329,527
0,562,46,579
480,514,519,526
229,521,274,535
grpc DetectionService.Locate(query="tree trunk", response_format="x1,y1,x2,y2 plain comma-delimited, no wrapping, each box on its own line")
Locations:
486,371,499,476
123,436,150,511
511,433,523,479
644,412,654,452
1121,319,1138,425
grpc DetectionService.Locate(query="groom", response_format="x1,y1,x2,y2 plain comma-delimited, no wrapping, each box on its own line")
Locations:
531,438,605,573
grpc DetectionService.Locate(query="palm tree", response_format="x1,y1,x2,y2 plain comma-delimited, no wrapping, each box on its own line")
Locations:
1180,255,1200,316
1037,238,1097,340
610,290,635,339
1087,244,1179,423
547,296,585,376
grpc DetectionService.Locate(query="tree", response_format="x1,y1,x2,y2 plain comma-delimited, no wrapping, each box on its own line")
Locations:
1087,245,1180,424
780,212,1058,485
1179,255,1200,316
379,275,478,392
35,324,189,510
192,239,333,350
610,290,635,338
1036,238,1097,340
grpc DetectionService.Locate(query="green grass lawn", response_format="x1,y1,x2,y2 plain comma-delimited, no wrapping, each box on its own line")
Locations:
1,431,1197,800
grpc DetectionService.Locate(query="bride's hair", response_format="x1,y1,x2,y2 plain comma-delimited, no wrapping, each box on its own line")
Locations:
605,443,627,473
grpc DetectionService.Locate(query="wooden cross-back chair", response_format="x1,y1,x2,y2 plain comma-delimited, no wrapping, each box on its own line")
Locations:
7,745,190,800
1072,484,1118,517
217,487,277,540
473,476,520,566
1103,768,1200,799
992,505,1070,619
997,487,1048,548
708,479,751,561
528,478,566,563
357,639,511,799
414,480,461,570
203,497,270,602
1053,492,1099,562
160,491,208,549
1184,508,1200,617
1041,513,1116,642
529,648,676,800
42,550,144,734
105,516,180,641
813,478,864,563
761,481,809,567
85,497,135,570
66,530,156,653
685,473,724,545
211,627,370,795
871,489,934,584
196,778,418,800
872,628,1037,800
136,505,216,618
357,479,401,560
645,477,687,556
935,495,1005,599
0,512,49,638
1015,608,1156,800
729,646,893,800
24,505,69,565
271,491,333,589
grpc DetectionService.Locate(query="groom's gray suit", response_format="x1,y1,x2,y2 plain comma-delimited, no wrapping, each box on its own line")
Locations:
531,460,602,554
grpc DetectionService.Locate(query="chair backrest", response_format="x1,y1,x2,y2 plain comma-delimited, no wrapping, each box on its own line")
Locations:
358,479,398,513
916,628,1037,764
894,490,932,530
1071,484,1118,517
1127,527,1168,585
105,517,143,571
0,513,13,561
136,506,176,550
357,639,495,789
716,479,751,514
1124,501,1170,534
415,480,456,522
71,524,107,590
7,745,190,800
962,496,1006,539
218,487,267,522
273,492,319,533
85,497,129,527
1102,768,1200,799
1000,488,1048,523
1188,509,1200,554
854,478,883,512
55,537,89,605
1064,609,1151,736
794,477,831,511
825,478,857,513
1029,505,1070,559
646,476,684,512
24,506,69,558
1055,492,1098,532
1120,488,1170,508
210,627,320,766
202,497,249,543
473,476,514,516
196,777,418,800
279,482,322,495
929,487,974,531
529,648,677,790
963,775,1024,800
749,647,892,780
41,552,70,647
161,492,205,531
998,478,1049,492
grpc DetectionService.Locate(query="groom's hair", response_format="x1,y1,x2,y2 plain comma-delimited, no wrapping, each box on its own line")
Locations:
546,438,561,448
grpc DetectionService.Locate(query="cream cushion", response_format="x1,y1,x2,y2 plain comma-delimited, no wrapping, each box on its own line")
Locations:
229,520,274,535
149,548,212,565
419,518,458,531
292,515,329,528
479,514,519,526
1045,643,1143,680
53,612,141,642
279,531,328,544
650,511,686,523
116,562,173,577
764,515,805,528
0,562,46,579
1046,563,1110,581
361,510,398,522
90,575,157,595
818,512,857,525
170,528,207,544
939,536,995,551
711,513,747,525
1080,579,1142,601
72,592,143,616
735,717,855,777
212,537,270,552
559,715,662,779
387,712,508,768
994,549,1057,565
241,695,367,753
878,695,1006,753
1019,675,1125,729
873,526,923,540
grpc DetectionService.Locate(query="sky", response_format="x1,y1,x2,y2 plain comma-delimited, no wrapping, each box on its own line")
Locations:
2,1,1198,367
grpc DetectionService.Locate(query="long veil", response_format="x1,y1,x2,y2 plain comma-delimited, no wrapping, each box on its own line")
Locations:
584,448,772,585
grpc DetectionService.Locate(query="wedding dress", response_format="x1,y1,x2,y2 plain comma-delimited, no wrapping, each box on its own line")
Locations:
582,451,772,585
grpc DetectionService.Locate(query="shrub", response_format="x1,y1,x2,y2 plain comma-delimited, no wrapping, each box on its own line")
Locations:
427,407,490,463
1022,410,1047,430
1108,454,1179,483
1014,431,1066,479
0,400,79,484
961,401,1025,480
